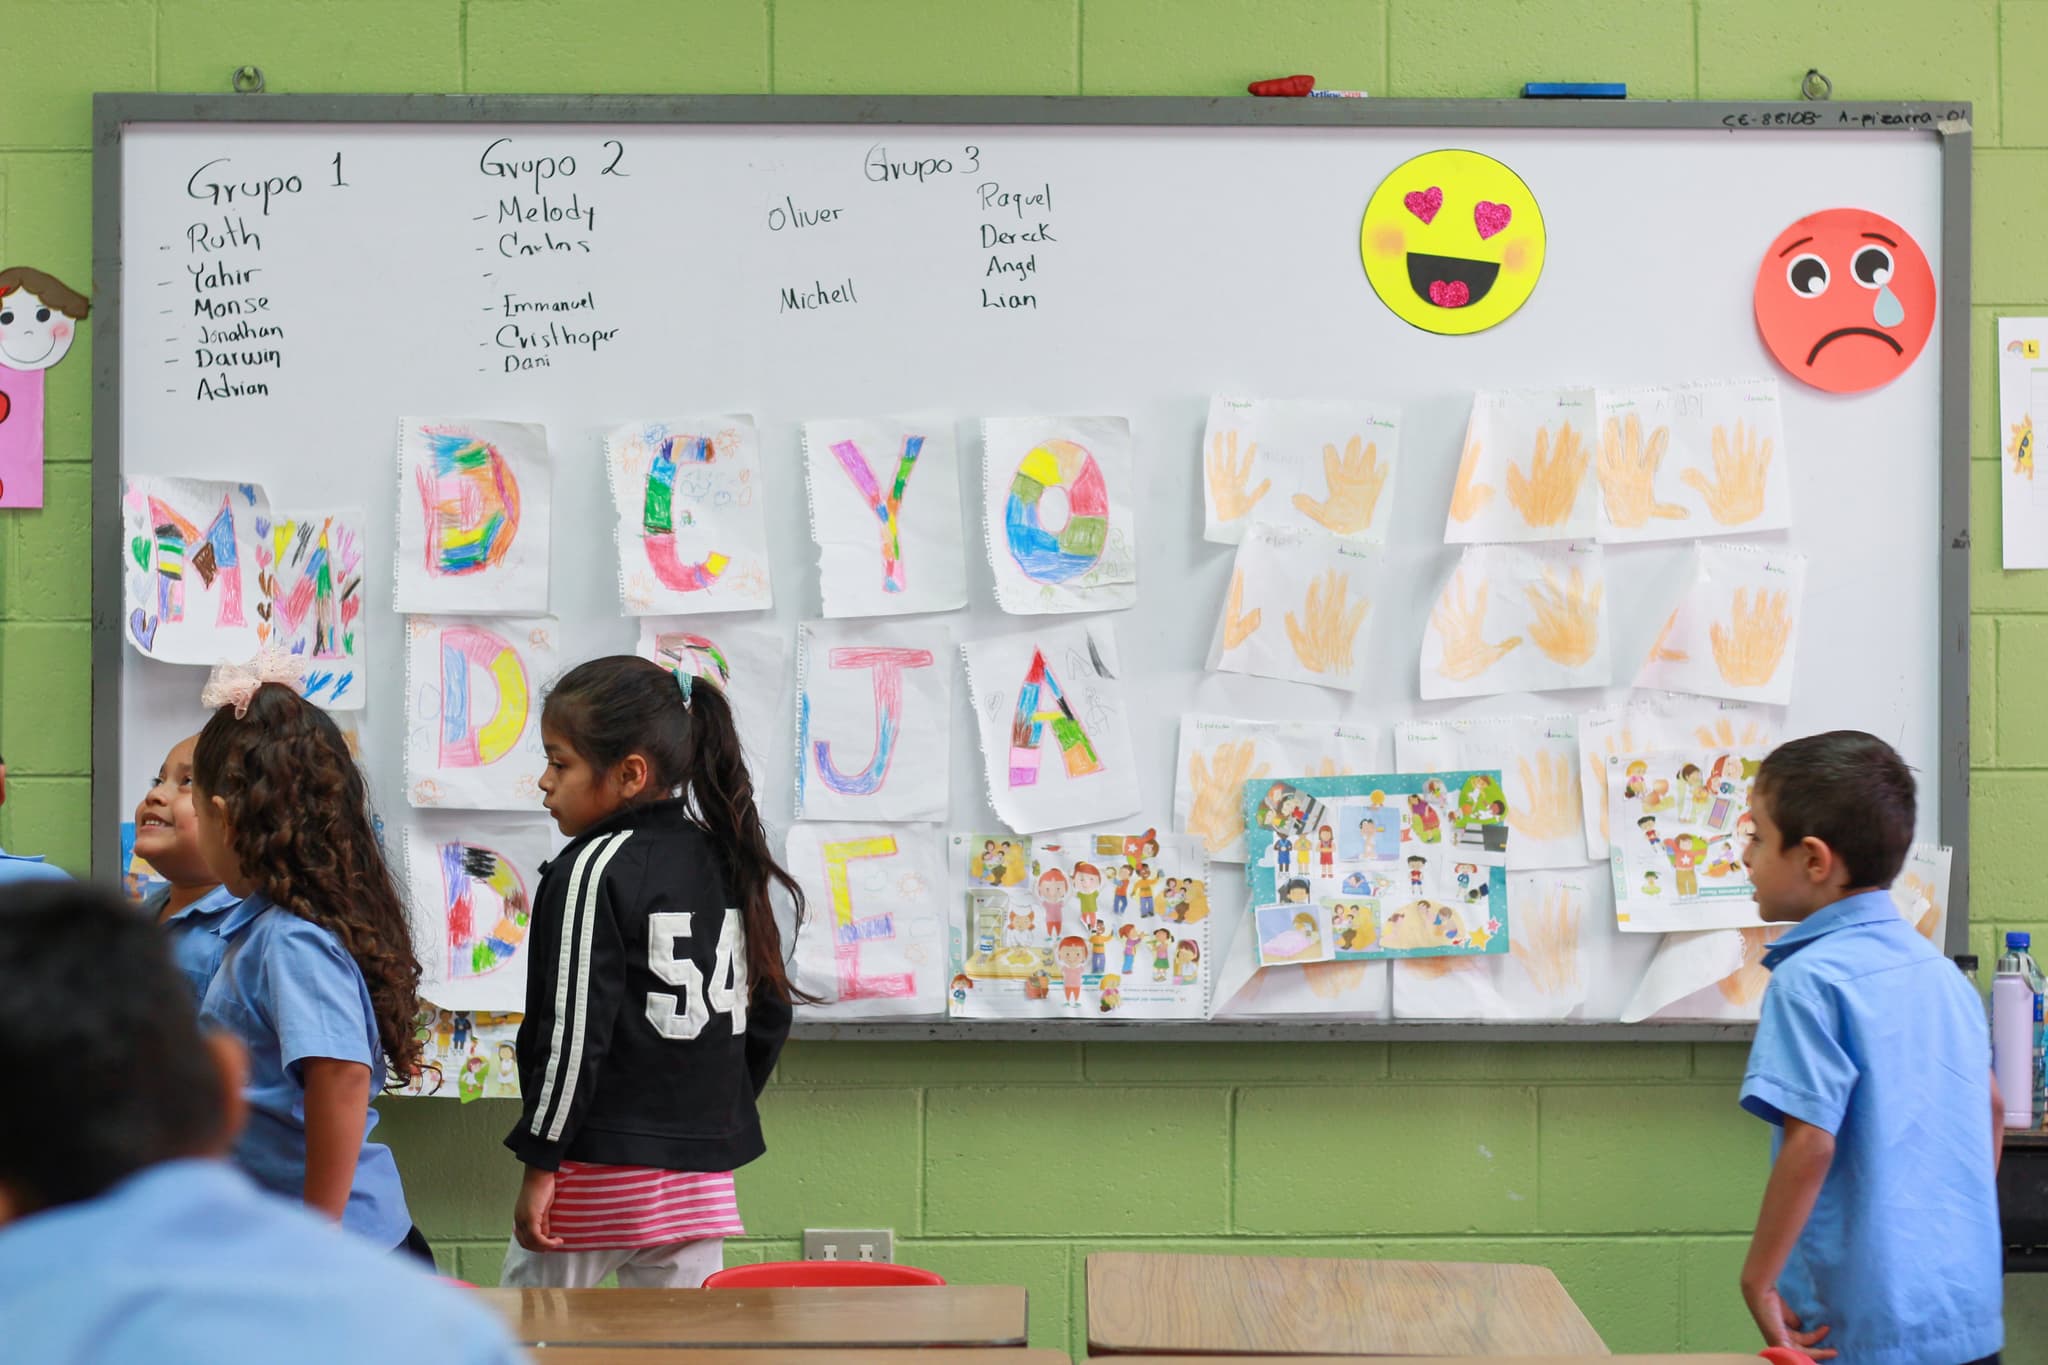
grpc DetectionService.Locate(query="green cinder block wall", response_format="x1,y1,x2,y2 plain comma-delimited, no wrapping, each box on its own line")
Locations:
4,0,2043,1354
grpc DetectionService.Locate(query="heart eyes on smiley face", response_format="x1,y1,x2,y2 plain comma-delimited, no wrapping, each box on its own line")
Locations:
1402,187,1512,239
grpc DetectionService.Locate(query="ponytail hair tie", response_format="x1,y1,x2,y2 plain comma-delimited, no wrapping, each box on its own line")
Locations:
675,668,695,708
200,643,309,719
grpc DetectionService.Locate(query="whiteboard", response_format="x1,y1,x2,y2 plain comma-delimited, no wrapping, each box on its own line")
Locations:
97,98,1969,1035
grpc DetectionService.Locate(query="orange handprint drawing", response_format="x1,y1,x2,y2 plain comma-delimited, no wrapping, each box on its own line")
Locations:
1505,421,1590,529
1511,749,1582,843
1512,882,1582,996
1709,587,1792,688
1683,421,1774,525
1431,573,1522,681
1647,610,1690,665
1598,413,1686,529
1221,568,1262,651
1692,715,1771,750
1719,927,1779,1007
1293,436,1389,536
1285,569,1370,674
1448,440,1495,524
1206,429,1270,525
1524,566,1603,667
1186,740,1271,855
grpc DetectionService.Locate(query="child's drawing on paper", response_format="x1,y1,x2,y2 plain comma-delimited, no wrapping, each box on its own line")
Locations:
787,822,948,1019
1891,843,1953,946
1390,871,1614,1021
0,266,88,509
949,828,1211,1019
1999,321,2048,567
257,510,366,710
635,619,789,781
1420,543,1610,698
398,1007,522,1100
403,615,557,811
1395,715,1583,870
962,621,1139,833
794,621,951,822
1446,388,1598,543
1595,379,1791,542
1201,395,1401,544
121,476,272,664
803,416,968,618
1608,746,1766,932
605,416,772,615
403,815,552,1012
394,419,550,613
982,416,1137,613
1210,524,1375,691
1635,543,1806,705
1577,698,1772,861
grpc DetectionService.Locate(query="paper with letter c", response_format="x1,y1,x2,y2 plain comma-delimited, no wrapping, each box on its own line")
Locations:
787,822,949,1020
605,416,773,615
961,619,1139,834
803,415,967,618
403,615,559,811
394,419,551,614
982,415,1137,614
794,619,952,822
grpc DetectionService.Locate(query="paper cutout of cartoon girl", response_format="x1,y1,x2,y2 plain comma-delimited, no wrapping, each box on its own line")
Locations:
1173,939,1200,984
1037,868,1069,939
1316,825,1336,878
1055,936,1089,1003
0,266,88,509
1406,795,1441,843
458,1054,488,1103
1098,974,1122,1013
1151,927,1174,980
1281,877,1312,904
1072,861,1103,924
1120,922,1141,974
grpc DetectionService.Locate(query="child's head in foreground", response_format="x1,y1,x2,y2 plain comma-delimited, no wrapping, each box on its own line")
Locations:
0,883,240,1226
1744,729,1914,922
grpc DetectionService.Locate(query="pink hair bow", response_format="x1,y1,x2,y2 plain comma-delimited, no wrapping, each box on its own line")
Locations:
200,644,309,719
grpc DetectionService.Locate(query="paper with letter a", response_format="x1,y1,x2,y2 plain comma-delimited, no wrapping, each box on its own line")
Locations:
961,619,1139,834
803,415,967,618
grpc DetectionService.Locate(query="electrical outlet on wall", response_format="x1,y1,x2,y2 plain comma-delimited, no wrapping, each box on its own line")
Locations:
803,1228,894,1263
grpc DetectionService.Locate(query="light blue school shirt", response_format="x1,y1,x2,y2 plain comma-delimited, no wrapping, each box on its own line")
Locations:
1740,889,2003,1365
143,883,242,1001
0,847,70,889
199,894,412,1248
0,1159,522,1365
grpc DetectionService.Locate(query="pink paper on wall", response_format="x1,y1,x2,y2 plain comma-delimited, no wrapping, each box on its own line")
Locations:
0,367,45,509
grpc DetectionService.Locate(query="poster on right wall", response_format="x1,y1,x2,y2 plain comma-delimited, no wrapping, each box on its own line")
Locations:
2001,318,2048,569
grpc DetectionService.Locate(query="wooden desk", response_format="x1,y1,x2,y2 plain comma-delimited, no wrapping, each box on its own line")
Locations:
1085,1252,1608,1357
529,1352,1068,1364
1101,1358,1748,1364
480,1285,1029,1349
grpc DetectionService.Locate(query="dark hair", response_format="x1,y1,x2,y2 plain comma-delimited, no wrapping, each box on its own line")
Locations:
0,884,226,1214
194,683,422,1078
1753,730,1916,888
542,656,807,1004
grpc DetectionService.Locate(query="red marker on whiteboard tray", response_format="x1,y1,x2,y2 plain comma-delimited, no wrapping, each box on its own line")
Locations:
1248,74,1315,97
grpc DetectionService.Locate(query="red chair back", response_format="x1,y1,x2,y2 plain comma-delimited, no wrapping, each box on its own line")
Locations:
702,1260,946,1289
1758,1350,1817,1365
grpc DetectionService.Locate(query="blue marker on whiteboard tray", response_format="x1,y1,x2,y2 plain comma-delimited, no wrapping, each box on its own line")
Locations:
1307,89,1370,98
1522,82,1626,98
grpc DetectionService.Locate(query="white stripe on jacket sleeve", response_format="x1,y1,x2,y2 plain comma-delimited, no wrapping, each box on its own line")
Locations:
539,831,634,1143
530,831,632,1139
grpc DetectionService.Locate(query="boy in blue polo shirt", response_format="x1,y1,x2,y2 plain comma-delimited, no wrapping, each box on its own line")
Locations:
0,883,520,1364
0,747,71,888
1738,731,2002,1365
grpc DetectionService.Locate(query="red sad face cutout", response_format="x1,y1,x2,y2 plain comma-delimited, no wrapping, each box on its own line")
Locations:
1754,209,1934,394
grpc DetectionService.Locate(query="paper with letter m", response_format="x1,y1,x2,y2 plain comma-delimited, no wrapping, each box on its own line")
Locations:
803,415,967,618
121,476,273,664
794,620,952,822
403,615,559,811
394,418,551,613
961,619,1140,834
787,822,949,1019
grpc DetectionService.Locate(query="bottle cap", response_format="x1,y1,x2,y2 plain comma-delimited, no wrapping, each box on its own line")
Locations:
2009,932,2032,949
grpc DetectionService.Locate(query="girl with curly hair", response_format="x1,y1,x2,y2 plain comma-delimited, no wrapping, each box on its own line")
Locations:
191,679,427,1258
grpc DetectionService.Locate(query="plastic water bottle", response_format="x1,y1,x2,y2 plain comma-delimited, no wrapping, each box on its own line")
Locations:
2013,932,2047,1121
1994,949,2035,1128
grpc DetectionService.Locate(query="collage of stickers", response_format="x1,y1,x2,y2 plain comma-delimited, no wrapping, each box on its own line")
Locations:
1242,772,1511,968
947,827,1213,1020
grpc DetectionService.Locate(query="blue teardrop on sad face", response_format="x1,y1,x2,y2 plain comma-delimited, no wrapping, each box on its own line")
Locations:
1874,284,1905,328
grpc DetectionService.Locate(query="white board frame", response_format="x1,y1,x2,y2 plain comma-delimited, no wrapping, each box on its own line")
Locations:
89,93,1972,1041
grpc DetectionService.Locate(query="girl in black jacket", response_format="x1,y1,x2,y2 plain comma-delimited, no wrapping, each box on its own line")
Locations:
501,656,805,1288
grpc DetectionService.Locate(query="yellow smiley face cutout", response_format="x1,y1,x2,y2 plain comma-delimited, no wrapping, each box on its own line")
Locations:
1359,149,1547,335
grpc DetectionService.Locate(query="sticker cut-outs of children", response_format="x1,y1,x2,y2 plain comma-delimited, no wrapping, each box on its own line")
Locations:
1120,922,1141,974
1072,861,1102,925
1151,927,1174,981
1056,936,1088,1004
1098,973,1122,1013
1407,855,1427,891
1174,939,1200,984
1037,868,1069,939
1316,825,1336,879
1663,832,1708,896
1087,919,1111,974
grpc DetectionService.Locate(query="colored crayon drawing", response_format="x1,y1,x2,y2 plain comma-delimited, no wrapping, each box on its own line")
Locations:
1006,439,1110,583
415,429,520,577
